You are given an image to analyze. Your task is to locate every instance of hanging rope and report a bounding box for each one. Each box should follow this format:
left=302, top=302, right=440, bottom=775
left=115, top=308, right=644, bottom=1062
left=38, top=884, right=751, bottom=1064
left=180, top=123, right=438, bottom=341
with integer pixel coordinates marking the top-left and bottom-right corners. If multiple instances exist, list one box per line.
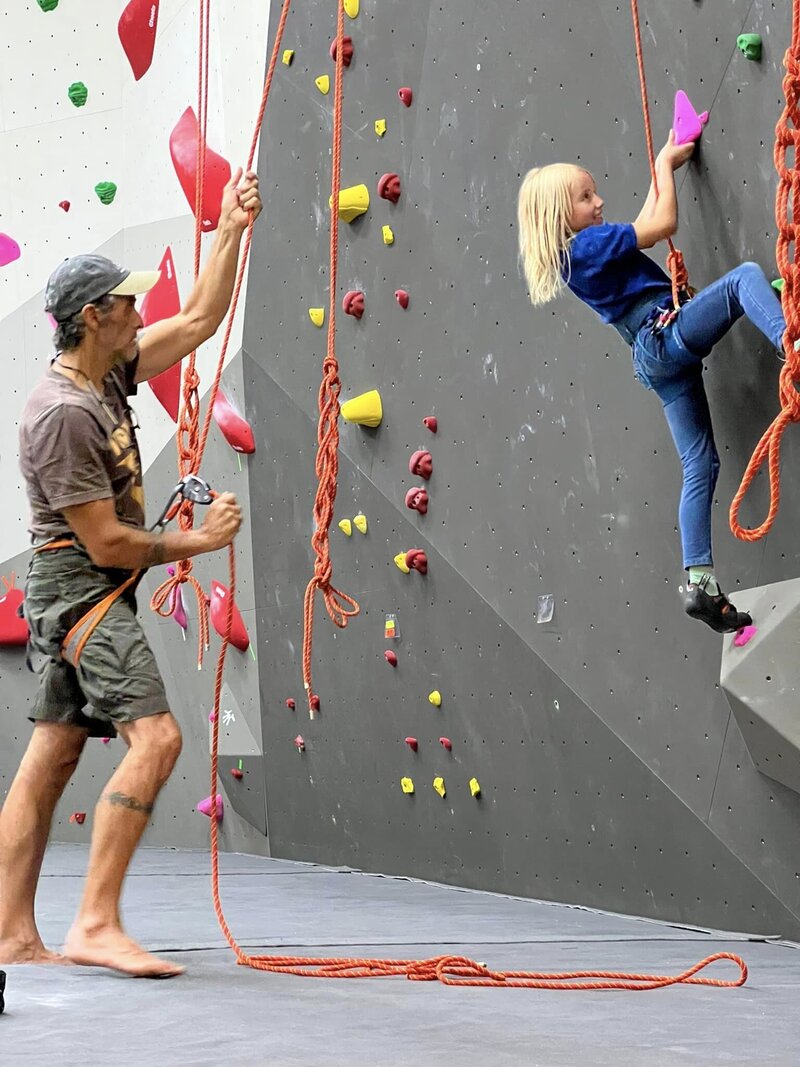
left=729, top=0, right=800, bottom=541
left=630, top=0, right=691, bottom=308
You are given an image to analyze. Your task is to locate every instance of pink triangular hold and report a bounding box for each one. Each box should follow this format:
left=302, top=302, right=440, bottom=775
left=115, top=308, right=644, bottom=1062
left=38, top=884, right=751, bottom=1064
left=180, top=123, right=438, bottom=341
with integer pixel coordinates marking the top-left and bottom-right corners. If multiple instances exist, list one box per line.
left=169, top=107, right=231, bottom=232
left=197, top=793, right=223, bottom=820
left=213, top=389, right=256, bottom=454
left=0, top=234, right=21, bottom=268
left=141, top=247, right=182, bottom=421
left=733, top=625, right=757, bottom=648
left=673, top=90, right=708, bottom=146
left=118, top=0, right=159, bottom=81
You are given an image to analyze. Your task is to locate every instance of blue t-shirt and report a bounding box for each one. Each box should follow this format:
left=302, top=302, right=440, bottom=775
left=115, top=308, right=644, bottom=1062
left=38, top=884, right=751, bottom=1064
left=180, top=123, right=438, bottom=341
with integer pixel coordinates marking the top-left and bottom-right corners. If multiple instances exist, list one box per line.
left=565, top=222, right=672, bottom=324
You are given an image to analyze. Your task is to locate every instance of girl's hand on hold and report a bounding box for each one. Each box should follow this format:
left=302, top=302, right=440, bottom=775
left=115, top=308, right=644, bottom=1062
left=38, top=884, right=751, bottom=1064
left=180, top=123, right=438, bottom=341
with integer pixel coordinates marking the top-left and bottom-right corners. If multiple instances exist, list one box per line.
left=657, top=129, right=696, bottom=170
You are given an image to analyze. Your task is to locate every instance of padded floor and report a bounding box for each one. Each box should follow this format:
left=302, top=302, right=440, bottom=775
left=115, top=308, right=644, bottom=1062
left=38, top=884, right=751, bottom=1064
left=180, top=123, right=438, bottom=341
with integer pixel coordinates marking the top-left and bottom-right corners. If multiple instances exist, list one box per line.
left=2, top=845, right=798, bottom=1066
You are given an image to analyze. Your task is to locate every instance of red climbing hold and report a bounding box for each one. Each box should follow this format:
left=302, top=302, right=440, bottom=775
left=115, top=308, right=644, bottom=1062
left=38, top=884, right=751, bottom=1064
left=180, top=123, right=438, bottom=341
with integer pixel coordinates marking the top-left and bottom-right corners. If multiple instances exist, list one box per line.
left=329, top=35, right=354, bottom=67
left=69, top=812, right=86, bottom=825
left=343, top=290, right=365, bottom=319
left=423, top=416, right=437, bottom=433
left=286, top=698, right=296, bottom=710
left=405, top=549, right=428, bottom=575
left=310, top=694, right=321, bottom=712
left=409, top=449, right=433, bottom=480
left=169, top=106, right=232, bottom=232
left=213, top=389, right=256, bottom=454
left=405, top=487, right=429, bottom=515
left=230, top=767, right=244, bottom=780
left=118, top=0, right=159, bottom=82
left=58, top=200, right=71, bottom=212
left=398, top=86, right=413, bottom=107
left=405, top=736, right=418, bottom=751
left=209, top=580, right=250, bottom=652
left=378, top=173, right=401, bottom=204
left=294, top=734, right=306, bottom=751
left=384, top=649, right=398, bottom=666
left=140, top=247, right=181, bottom=421
left=0, top=576, right=28, bottom=647
left=439, top=737, right=452, bottom=751
left=395, top=289, right=410, bottom=309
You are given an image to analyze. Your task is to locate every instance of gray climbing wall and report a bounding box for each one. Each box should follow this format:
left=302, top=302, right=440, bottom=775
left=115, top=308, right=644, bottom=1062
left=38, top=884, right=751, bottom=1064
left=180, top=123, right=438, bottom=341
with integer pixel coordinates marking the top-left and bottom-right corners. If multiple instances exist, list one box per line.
left=240, top=0, right=800, bottom=938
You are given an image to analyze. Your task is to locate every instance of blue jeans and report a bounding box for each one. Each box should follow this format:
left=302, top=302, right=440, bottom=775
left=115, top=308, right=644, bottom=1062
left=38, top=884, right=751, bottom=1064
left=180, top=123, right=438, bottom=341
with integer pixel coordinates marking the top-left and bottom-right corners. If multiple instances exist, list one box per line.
left=631, top=263, right=785, bottom=568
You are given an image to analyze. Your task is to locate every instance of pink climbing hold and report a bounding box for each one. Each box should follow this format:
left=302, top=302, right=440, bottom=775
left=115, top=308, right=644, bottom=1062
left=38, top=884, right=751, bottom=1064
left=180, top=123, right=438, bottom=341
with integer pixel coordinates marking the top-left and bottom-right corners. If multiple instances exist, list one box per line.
left=213, top=389, right=256, bottom=454
left=384, top=649, right=398, bottom=666
left=398, top=86, right=413, bottom=107
left=169, top=106, right=232, bottom=232
left=439, top=737, right=452, bottom=751
left=343, top=290, right=365, bottom=319
left=423, top=416, right=437, bottom=433
left=102, top=737, right=111, bottom=745
left=329, top=35, right=354, bottom=67
left=672, top=90, right=708, bottom=146
left=286, top=698, right=296, bottom=710
left=58, top=200, right=71, bottom=212
left=197, top=794, right=223, bottom=820
left=405, top=549, right=428, bottom=575
left=378, top=173, right=401, bottom=204
left=140, top=247, right=181, bottom=421
left=118, top=0, right=159, bottom=82
left=405, top=737, right=418, bottom=751
left=409, top=449, right=433, bottom=480
left=209, top=580, right=250, bottom=652
left=294, top=734, right=306, bottom=751
left=166, top=568, right=188, bottom=631
left=395, top=289, right=410, bottom=309
left=734, top=625, right=758, bottom=648
left=405, top=487, right=429, bottom=515
left=0, top=235, right=21, bottom=268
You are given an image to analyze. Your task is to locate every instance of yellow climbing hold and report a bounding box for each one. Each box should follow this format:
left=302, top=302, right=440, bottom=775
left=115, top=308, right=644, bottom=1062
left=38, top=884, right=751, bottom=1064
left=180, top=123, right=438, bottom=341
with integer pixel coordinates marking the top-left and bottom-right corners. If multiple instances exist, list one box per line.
left=344, top=0, right=359, bottom=17
left=315, top=74, right=330, bottom=94
left=353, top=513, right=368, bottom=534
left=382, top=225, right=395, bottom=245
left=394, top=552, right=411, bottom=574
left=329, top=183, right=370, bottom=223
left=401, top=777, right=415, bottom=795
left=341, top=389, right=382, bottom=427
left=309, top=307, right=325, bottom=327
left=433, top=776, right=446, bottom=799
left=428, top=690, right=442, bottom=707
left=469, top=777, right=482, bottom=798
left=282, top=49, right=294, bottom=66
left=375, top=119, right=387, bottom=137
left=338, top=519, right=353, bottom=536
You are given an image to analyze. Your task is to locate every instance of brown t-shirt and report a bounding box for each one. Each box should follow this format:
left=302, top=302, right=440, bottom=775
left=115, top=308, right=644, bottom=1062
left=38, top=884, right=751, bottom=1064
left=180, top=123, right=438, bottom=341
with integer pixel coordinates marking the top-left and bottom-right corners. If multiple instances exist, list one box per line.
left=19, top=357, right=146, bottom=543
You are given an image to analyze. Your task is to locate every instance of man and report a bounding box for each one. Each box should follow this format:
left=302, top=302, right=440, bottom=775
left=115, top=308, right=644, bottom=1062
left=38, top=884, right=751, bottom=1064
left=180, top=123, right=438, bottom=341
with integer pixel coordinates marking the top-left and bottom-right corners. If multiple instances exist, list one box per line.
left=0, top=167, right=261, bottom=978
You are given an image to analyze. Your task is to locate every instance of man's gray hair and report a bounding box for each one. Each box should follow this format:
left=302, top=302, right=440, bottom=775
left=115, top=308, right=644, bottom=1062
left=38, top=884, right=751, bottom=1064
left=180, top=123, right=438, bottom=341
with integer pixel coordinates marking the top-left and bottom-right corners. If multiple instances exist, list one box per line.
left=53, top=294, right=116, bottom=352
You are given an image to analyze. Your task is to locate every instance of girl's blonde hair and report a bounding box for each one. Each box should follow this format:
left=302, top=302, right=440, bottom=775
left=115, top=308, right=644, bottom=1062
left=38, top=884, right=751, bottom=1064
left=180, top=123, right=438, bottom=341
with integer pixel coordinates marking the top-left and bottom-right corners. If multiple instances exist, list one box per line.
left=517, top=164, right=586, bottom=306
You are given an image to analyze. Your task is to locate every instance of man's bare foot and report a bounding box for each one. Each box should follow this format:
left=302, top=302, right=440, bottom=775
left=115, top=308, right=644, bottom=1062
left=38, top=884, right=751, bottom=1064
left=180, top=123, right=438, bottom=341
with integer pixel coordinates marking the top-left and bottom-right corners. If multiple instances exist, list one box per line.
left=0, top=936, right=67, bottom=966
left=63, top=925, right=185, bottom=978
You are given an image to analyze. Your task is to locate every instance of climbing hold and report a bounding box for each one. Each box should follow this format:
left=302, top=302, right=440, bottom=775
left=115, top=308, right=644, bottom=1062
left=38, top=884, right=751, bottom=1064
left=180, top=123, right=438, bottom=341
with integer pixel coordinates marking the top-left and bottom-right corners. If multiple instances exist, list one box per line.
left=213, top=389, right=256, bottom=454
left=344, top=0, right=359, bottom=16
left=329, top=36, right=354, bottom=68
left=166, top=568, right=188, bottom=631
left=423, top=416, right=437, bottom=433
left=374, top=119, right=387, bottom=137
left=401, top=777, right=415, bottom=794
left=231, top=767, right=244, bottom=780
left=772, top=278, right=785, bottom=294
left=378, top=173, right=401, bottom=204
left=409, top=450, right=433, bottom=479
left=197, top=794, right=223, bottom=820
left=406, top=549, right=428, bottom=575
left=428, top=690, right=442, bottom=707
left=432, top=776, right=446, bottom=798
left=398, top=87, right=413, bottom=107
left=140, top=247, right=181, bottom=421
left=395, top=289, right=410, bottom=309
left=58, top=200, right=70, bottom=212
left=118, top=0, right=159, bottom=81
left=394, top=552, right=411, bottom=574
left=734, top=625, right=758, bottom=648
left=404, top=736, right=418, bottom=751
left=37, top=0, right=59, bottom=10
left=102, top=737, right=111, bottom=744
left=382, top=225, right=395, bottom=245
left=737, top=33, right=762, bottom=61
left=209, top=712, right=217, bottom=723
left=0, top=575, right=28, bottom=646
left=169, top=106, right=231, bottom=231
left=310, top=694, right=321, bottom=712
left=294, top=734, right=305, bottom=751
left=286, top=698, right=296, bottom=710
left=69, top=812, right=86, bottom=825
left=672, top=90, right=708, bottom=147
left=343, top=290, right=365, bottom=319
left=0, top=235, right=21, bottom=269
left=405, top=487, right=429, bottom=516
left=94, top=182, right=118, bottom=206
left=282, top=49, right=294, bottom=66
left=309, top=307, right=325, bottom=327
left=385, top=650, right=398, bottom=667
left=439, top=736, right=452, bottom=750
left=469, top=777, right=481, bottom=798
left=68, top=82, right=88, bottom=107
left=329, top=184, right=370, bottom=222
left=341, top=389, right=383, bottom=427
left=353, top=513, right=368, bottom=534
left=338, top=518, right=353, bottom=536
left=209, top=580, right=250, bottom=652
left=315, top=74, right=330, bottom=94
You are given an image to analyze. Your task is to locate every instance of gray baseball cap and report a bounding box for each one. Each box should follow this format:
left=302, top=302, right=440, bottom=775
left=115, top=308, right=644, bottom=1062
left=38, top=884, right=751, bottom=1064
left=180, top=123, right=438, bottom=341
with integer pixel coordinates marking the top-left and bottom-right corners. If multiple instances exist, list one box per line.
left=45, top=253, right=161, bottom=321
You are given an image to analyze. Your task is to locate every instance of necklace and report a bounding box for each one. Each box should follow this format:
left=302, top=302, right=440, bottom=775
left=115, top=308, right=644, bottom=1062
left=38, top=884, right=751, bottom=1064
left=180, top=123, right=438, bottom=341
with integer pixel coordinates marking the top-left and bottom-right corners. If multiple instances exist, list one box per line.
left=54, top=353, right=119, bottom=429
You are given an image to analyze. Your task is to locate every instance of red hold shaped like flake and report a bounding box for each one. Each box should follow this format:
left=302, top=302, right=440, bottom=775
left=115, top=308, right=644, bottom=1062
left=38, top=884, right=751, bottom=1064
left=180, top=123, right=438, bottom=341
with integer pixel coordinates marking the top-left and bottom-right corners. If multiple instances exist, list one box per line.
left=405, top=549, right=428, bottom=575
left=329, top=35, right=354, bottom=67
left=378, top=173, right=401, bottom=204
left=141, top=247, right=182, bottom=421
left=405, top=487, right=429, bottom=515
left=409, top=449, right=433, bottom=480
left=343, top=290, right=365, bottom=319
left=118, top=0, right=159, bottom=81
left=169, top=106, right=232, bottom=232
left=213, top=389, right=256, bottom=454
left=395, top=289, right=409, bottom=309
left=384, top=649, right=398, bottom=666
left=398, top=86, right=413, bottom=107
left=0, top=577, right=28, bottom=647
left=209, top=580, right=250, bottom=652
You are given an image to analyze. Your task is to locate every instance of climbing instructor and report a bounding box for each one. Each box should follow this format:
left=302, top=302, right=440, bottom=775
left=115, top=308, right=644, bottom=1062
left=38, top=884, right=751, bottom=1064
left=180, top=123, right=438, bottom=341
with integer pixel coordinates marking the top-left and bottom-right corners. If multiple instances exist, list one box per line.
left=0, top=168, right=261, bottom=978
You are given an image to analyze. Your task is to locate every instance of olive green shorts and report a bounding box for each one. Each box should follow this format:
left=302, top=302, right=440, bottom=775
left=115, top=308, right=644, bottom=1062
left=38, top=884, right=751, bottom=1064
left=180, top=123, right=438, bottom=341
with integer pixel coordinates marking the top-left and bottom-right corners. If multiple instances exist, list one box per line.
left=24, top=544, right=170, bottom=739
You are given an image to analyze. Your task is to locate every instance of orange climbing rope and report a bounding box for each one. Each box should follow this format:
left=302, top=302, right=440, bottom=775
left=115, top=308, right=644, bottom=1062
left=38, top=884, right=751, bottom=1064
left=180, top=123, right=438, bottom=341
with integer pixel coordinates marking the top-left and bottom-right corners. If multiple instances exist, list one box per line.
left=630, top=0, right=691, bottom=308
left=729, top=0, right=800, bottom=541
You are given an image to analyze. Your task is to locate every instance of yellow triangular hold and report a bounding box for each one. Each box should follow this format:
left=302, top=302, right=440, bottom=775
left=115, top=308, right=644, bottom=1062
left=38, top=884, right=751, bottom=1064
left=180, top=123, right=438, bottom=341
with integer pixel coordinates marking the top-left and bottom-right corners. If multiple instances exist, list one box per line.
left=340, top=389, right=382, bottom=427
left=282, top=49, right=294, bottom=66
left=428, top=690, right=442, bottom=707
left=433, top=776, right=446, bottom=798
left=374, top=119, right=387, bottom=137
left=382, top=225, right=395, bottom=245
left=309, top=307, right=325, bottom=327
left=344, top=0, right=359, bottom=16
left=315, top=74, right=330, bottom=94
left=394, top=552, right=410, bottom=574
left=338, top=519, right=353, bottom=536
left=469, top=777, right=481, bottom=798
left=401, top=777, right=415, bottom=794
left=353, top=513, right=368, bottom=534
left=329, top=183, right=370, bottom=222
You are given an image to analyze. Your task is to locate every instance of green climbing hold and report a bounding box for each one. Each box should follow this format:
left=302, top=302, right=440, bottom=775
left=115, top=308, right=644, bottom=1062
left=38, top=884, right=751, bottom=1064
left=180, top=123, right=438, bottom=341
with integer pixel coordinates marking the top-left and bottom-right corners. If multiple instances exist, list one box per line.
left=94, top=181, right=118, bottom=206
left=737, top=33, right=762, bottom=61
left=68, top=82, right=88, bottom=107
left=37, top=0, right=59, bottom=10
left=772, top=278, right=785, bottom=294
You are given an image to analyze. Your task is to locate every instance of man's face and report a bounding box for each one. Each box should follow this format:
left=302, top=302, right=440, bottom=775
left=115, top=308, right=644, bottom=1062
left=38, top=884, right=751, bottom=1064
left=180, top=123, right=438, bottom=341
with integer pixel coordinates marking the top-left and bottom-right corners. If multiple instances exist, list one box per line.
left=96, top=294, right=143, bottom=362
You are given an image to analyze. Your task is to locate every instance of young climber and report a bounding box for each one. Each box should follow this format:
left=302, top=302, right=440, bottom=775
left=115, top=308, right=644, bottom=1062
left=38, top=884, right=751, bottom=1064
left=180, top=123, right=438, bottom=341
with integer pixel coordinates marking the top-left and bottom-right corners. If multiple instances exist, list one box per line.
left=516, top=131, right=786, bottom=634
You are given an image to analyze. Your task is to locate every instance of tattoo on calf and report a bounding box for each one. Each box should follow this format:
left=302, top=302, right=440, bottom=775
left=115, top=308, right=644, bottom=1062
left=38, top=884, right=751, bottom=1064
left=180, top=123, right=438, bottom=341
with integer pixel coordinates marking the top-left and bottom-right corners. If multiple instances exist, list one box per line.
left=104, top=791, right=154, bottom=815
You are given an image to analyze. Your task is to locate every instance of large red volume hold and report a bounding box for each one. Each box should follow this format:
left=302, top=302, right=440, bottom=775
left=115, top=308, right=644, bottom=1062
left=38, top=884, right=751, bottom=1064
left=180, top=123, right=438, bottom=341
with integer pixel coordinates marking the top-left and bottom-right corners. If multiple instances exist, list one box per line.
left=209, top=580, right=250, bottom=652
left=213, top=389, right=256, bottom=454
left=118, top=0, right=159, bottom=81
left=169, top=107, right=232, bottom=232
left=140, top=247, right=181, bottom=421
left=0, top=578, right=28, bottom=646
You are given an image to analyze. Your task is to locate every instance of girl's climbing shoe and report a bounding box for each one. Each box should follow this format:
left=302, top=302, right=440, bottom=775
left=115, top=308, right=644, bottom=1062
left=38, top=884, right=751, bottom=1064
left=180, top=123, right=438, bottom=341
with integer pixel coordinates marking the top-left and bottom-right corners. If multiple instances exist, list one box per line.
left=683, top=576, right=752, bottom=634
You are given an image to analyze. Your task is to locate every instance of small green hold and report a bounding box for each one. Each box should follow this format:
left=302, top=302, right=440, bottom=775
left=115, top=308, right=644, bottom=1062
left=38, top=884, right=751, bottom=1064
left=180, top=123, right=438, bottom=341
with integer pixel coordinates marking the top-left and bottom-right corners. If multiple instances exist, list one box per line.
left=737, top=33, right=762, bottom=61
left=772, top=278, right=785, bottom=294
left=68, top=82, right=88, bottom=107
left=94, top=181, right=118, bottom=206
left=37, top=0, right=59, bottom=10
